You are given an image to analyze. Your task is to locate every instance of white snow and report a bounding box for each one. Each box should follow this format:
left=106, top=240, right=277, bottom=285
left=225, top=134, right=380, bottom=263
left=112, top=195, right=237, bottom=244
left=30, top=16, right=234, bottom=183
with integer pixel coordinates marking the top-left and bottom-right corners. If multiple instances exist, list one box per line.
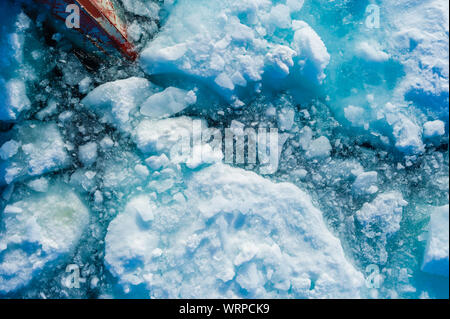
left=291, top=20, right=330, bottom=83
left=344, top=105, right=366, bottom=127
left=0, top=140, right=20, bottom=160
left=357, top=191, right=408, bottom=239
left=82, top=77, right=154, bottom=133
left=0, top=186, right=89, bottom=293
left=78, top=142, right=98, bottom=167
left=423, top=120, right=446, bottom=138
left=355, top=42, right=390, bottom=62
left=305, top=136, right=332, bottom=159
left=0, top=122, right=69, bottom=185
left=421, top=205, right=449, bottom=277
left=352, top=171, right=378, bottom=196
left=140, top=87, right=197, bottom=119
left=0, top=78, right=31, bottom=121
left=105, top=162, right=364, bottom=298
left=140, top=0, right=330, bottom=101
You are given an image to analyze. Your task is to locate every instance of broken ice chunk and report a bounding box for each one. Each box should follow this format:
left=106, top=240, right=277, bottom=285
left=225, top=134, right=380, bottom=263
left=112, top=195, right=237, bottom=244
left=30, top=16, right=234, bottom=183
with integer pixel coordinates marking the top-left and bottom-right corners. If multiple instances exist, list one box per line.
left=0, top=140, right=20, bottom=160
left=122, top=0, right=160, bottom=19
left=145, top=154, right=169, bottom=171
left=36, top=99, right=58, bottom=121
left=0, top=122, right=69, bottom=185
left=291, top=20, right=330, bottom=83
left=0, top=78, right=31, bottom=121
left=26, top=177, right=49, bottom=193
left=423, top=120, right=445, bottom=138
left=421, top=205, right=449, bottom=277
left=105, top=163, right=364, bottom=298
left=82, top=77, right=154, bottom=133
left=355, top=41, right=390, bottom=62
left=140, top=87, right=196, bottom=119
left=140, top=1, right=329, bottom=101
left=305, top=136, right=332, bottom=159
left=101, top=152, right=147, bottom=191
left=70, top=169, right=97, bottom=193
left=135, top=116, right=197, bottom=156
left=78, top=142, right=98, bottom=167
left=390, top=113, right=425, bottom=155
left=0, top=185, right=89, bottom=293
left=277, top=107, right=295, bottom=131
left=78, top=77, right=92, bottom=95
left=352, top=171, right=378, bottom=196
left=356, top=191, right=408, bottom=264
left=357, top=191, right=407, bottom=239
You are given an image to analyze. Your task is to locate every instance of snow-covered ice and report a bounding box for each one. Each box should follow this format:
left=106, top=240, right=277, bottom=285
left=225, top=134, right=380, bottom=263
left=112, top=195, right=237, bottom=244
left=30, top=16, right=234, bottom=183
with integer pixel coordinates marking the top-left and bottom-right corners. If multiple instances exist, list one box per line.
left=0, top=122, right=69, bottom=185
left=140, top=0, right=330, bottom=102
left=0, top=185, right=89, bottom=293
left=423, top=120, right=446, bottom=138
left=422, top=205, right=449, bottom=277
left=105, top=162, right=364, bottom=298
left=352, top=172, right=378, bottom=196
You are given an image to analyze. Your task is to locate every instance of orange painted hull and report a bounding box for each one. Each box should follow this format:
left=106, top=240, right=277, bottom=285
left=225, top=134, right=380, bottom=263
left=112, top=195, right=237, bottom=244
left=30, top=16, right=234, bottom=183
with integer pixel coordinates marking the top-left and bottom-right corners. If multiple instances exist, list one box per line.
left=37, top=0, right=137, bottom=60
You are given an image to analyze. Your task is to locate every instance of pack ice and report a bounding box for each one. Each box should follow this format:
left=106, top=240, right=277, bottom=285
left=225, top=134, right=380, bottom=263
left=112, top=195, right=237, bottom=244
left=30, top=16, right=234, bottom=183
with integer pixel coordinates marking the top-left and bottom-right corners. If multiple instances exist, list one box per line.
left=0, top=1, right=47, bottom=122
left=140, top=0, right=329, bottom=104
left=104, top=116, right=364, bottom=298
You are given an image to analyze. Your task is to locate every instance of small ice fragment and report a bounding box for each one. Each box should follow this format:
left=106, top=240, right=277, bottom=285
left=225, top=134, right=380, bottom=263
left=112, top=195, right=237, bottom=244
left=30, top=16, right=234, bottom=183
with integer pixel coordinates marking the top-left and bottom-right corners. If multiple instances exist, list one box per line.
left=421, top=205, right=449, bottom=277
left=140, top=87, right=197, bottom=119
left=352, top=172, right=378, bottom=195
left=100, top=136, right=114, bottom=149
left=3, top=205, right=23, bottom=214
left=78, top=142, right=98, bottom=167
left=135, top=164, right=149, bottom=178
left=27, top=177, right=49, bottom=193
left=0, top=140, right=20, bottom=160
left=94, top=190, right=103, bottom=204
left=305, top=136, right=332, bottom=159
left=423, top=120, right=445, bottom=138
left=145, top=154, right=169, bottom=170
left=78, top=77, right=92, bottom=94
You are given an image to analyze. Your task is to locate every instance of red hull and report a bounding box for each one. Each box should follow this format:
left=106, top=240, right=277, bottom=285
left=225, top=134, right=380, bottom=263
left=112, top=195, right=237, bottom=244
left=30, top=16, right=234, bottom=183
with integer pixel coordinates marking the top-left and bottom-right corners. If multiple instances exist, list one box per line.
left=37, top=0, right=137, bottom=60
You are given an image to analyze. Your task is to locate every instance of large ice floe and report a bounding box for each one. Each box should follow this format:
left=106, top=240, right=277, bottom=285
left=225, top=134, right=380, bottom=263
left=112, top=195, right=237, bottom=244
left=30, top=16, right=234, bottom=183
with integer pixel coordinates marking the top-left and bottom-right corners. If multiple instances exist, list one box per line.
left=0, top=0, right=449, bottom=299
left=140, top=0, right=329, bottom=105
left=104, top=117, right=364, bottom=298
left=0, top=184, right=89, bottom=293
